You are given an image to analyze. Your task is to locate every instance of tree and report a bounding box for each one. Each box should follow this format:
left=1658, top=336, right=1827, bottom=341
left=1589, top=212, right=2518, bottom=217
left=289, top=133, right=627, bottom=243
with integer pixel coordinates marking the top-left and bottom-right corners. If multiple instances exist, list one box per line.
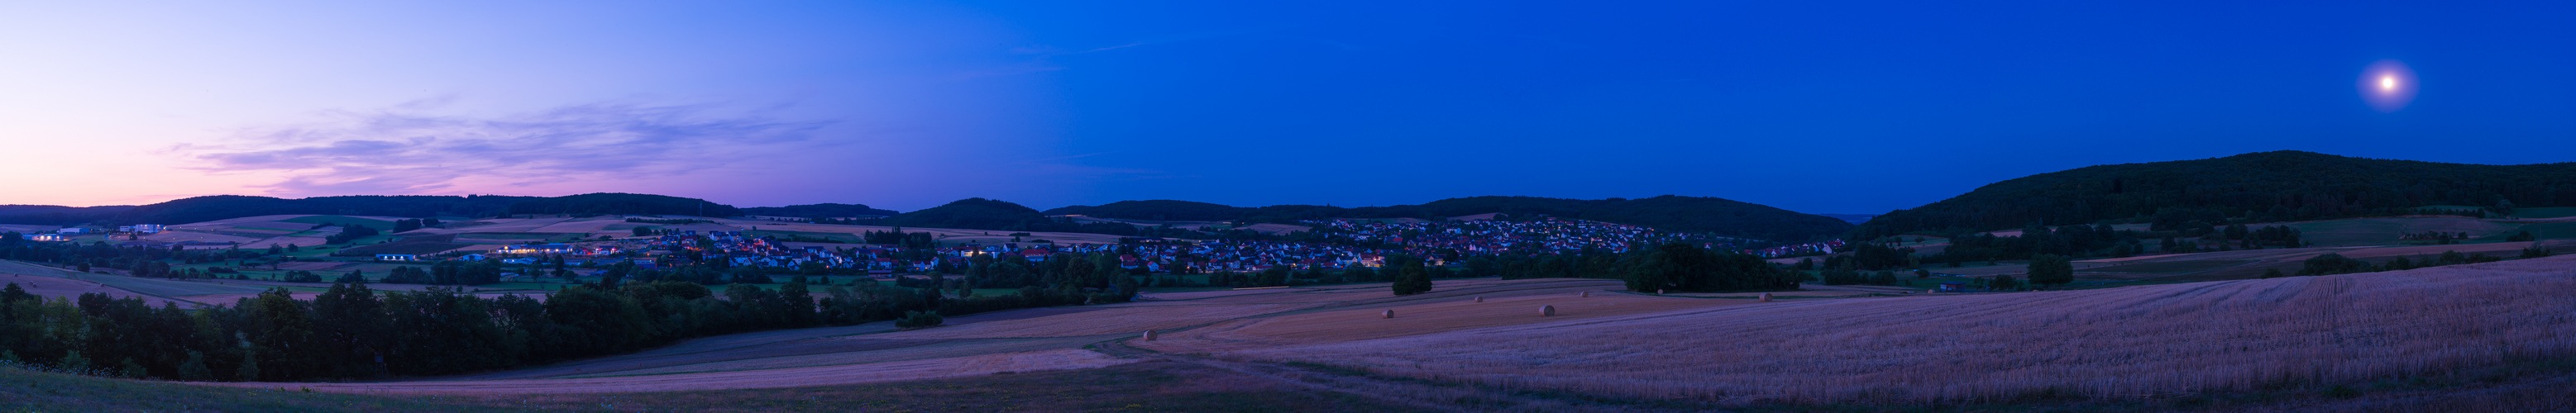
left=1389, top=257, right=1432, bottom=296
left=1256, top=266, right=1291, bottom=287
left=2026, top=254, right=2074, bottom=285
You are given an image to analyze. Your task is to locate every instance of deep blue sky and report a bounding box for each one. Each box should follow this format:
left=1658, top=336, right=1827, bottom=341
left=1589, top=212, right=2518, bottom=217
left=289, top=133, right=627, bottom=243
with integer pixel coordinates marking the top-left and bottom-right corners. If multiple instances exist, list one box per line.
left=7, top=1, right=2573, bottom=214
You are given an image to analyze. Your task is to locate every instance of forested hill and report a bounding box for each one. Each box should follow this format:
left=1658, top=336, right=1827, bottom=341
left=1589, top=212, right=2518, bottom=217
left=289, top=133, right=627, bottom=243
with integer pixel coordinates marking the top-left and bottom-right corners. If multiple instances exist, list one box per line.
left=880, top=198, right=1052, bottom=230
left=741, top=203, right=901, bottom=218
left=504, top=192, right=742, bottom=216
left=1851, top=150, right=2576, bottom=239
left=1, top=193, right=742, bottom=225
left=1045, top=195, right=1854, bottom=242
left=0, top=205, right=137, bottom=225
left=112, top=195, right=535, bottom=224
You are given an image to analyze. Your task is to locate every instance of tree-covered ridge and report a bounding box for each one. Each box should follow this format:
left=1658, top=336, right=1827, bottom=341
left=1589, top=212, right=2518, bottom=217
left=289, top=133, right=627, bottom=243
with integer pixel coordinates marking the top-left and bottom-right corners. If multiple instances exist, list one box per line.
left=881, top=198, right=1054, bottom=230
left=5, top=193, right=742, bottom=225
left=1052, top=195, right=1851, bottom=242
left=114, top=195, right=536, bottom=225
left=0, top=205, right=136, bottom=225
left=741, top=203, right=901, bottom=218
left=504, top=192, right=741, bottom=216
left=1852, top=150, right=2576, bottom=239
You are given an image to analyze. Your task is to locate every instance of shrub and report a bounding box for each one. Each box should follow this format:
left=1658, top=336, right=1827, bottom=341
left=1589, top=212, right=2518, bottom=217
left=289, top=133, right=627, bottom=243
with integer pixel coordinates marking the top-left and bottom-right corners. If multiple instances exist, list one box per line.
left=895, top=311, right=944, bottom=329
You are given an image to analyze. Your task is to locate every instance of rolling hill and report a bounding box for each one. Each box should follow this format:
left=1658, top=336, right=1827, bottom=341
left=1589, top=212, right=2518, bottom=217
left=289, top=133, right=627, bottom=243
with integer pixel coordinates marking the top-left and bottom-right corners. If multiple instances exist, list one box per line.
left=877, top=197, right=1054, bottom=230
left=0, top=193, right=741, bottom=226
left=1853, top=150, right=2576, bottom=239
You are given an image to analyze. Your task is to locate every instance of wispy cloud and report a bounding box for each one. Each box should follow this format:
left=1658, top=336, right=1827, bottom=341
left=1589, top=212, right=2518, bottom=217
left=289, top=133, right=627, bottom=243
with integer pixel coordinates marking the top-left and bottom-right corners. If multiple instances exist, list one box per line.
left=174, top=102, right=831, bottom=196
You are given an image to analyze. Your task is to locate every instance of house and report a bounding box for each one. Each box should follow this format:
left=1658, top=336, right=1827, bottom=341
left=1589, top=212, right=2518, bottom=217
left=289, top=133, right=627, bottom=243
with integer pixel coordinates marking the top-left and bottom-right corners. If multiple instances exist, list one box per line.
left=457, top=254, right=488, bottom=261
left=500, top=244, right=574, bottom=254
left=501, top=258, right=538, bottom=265
left=26, top=234, right=66, bottom=242
left=131, top=224, right=165, bottom=234
left=55, top=228, right=88, bottom=235
left=377, top=254, right=418, bottom=261
left=1937, top=282, right=1968, bottom=292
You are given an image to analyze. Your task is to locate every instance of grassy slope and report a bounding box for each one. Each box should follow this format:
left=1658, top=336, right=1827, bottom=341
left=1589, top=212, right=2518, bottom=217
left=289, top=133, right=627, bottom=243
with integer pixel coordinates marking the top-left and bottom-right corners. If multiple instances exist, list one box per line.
left=0, top=259, right=262, bottom=297
left=0, top=367, right=492, bottom=413
left=3, top=360, right=1433, bottom=413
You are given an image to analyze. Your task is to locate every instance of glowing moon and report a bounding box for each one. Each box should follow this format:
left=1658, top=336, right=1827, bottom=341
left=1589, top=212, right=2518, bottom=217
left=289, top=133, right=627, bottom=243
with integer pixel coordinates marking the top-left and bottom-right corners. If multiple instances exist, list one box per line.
left=2360, top=59, right=2417, bottom=112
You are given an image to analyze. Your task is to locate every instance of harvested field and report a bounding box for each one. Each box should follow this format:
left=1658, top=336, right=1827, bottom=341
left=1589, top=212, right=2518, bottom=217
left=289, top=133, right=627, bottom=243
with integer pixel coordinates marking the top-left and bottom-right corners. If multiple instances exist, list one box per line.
left=585, top=336, right=1112, bottom=377
left=279, top=215, right=401, bottom=230
left=1216, top=256, right=2576, bottom=405
left=0, top=273, right=196, bottom=307
left=178, top=292, right=323, bottom=306
left=2079, top=259, right=2254, bottom=273
left=212, top=349, right=1135, bottom=395
left=1139, top=286, right=1747, bottom=353
left=0, top=259, right=261, bottom=297
left=528, top=218, right=624, bottom=234
left=341, top=235, right=471, bottom=255
left=889, top=303, right=1317, bottom=339
left=275, top=261, right=354, bottom=271
left=411, top=217, right=574, bottom=235
left=238, top=235, right=330, bottom=249
left=142, top=230, right=260, bottom=244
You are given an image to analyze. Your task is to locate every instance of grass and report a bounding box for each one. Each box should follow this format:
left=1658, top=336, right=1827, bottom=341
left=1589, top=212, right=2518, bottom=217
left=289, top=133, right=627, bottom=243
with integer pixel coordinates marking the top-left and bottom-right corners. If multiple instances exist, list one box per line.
left=2290, top=217, right=2519, bottom=247
left=1, top=358, right=1433, bottom=413
left=742, top=230, right=866, bottom=243
left=0, top=259, right=264, bottom=297
left=0, top=365, right=504, bottom=413
left=2081, top=259, right=2253, bottom=273
left=554, top=361, right=1422, bottom=412
left=2508, top=221, right=2576, bottom=240
left=2508, top=206, right=2576, bottom=219
left=280, top=215, right=397, bottom=230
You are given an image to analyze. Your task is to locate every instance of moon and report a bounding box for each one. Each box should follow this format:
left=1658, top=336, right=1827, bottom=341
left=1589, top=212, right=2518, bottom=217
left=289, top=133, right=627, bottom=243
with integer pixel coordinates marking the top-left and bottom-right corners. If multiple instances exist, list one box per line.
left=2360, top=59, right=2417, bottom=112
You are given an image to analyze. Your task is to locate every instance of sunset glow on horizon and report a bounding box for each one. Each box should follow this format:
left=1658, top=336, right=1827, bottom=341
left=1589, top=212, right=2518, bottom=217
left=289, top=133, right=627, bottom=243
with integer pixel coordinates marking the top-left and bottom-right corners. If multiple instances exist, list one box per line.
left=1, top=2, right=2570, bottom=214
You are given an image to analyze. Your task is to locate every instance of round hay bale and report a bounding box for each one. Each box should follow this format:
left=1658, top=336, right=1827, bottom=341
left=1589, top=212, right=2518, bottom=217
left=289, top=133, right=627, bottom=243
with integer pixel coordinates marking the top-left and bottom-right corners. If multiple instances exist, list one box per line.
left=1580, top=291, right=1589, bottom=297
left=1474, top=297, right=1484, bottom=303
left=1142, top=330, right=1158, bottom=341
left=1382, top=310, right=1395, bottom=319
left=1540, top=305, right=1557, bottom=316
left=1657, top=289, right=1666, bottom=295
left=1758, top=292, right=1774, bottom=302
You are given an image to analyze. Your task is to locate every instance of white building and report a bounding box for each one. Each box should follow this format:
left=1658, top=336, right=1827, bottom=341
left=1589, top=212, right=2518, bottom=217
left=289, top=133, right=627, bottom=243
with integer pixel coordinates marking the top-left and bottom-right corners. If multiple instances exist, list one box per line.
left=376, top=254, right=418, bottom=261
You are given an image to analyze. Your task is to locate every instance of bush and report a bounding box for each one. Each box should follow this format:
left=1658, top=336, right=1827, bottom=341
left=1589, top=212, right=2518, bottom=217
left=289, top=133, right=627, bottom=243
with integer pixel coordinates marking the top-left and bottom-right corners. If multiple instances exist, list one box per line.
left=2026, top=254, right=2074, bottom=285
left=895, top=311, right=944, bottom=329
left=2297, top=253, right=2374, bottom=276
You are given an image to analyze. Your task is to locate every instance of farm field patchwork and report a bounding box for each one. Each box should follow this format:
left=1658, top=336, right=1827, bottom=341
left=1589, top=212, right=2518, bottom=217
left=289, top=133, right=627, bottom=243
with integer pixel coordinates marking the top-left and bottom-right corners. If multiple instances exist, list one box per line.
left=1193, top=256, right=2576, bottom=404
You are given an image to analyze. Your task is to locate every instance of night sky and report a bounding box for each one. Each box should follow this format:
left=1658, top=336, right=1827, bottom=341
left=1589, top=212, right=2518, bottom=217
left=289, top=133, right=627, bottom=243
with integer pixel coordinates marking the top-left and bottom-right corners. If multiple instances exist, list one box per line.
left=4, top=1, right=2571, bottom=215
